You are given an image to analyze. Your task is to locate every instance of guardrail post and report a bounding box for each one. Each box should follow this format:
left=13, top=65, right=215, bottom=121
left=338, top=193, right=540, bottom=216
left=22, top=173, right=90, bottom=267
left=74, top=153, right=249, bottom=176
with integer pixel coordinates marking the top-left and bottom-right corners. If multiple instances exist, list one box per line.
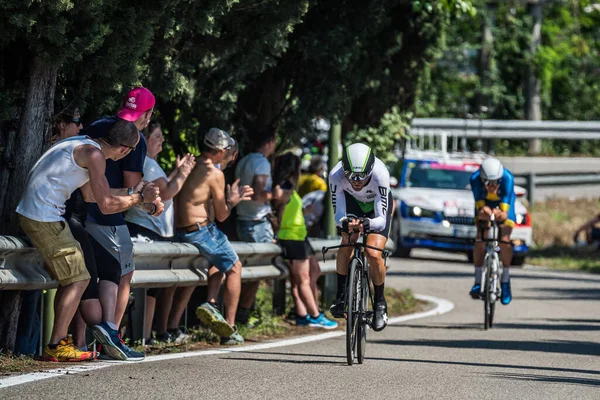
left=42, top=289, right=56, bottom=347
left=129, top=288, right=146, bottom=343
left=527, top=172, right=536, bottom=206
left=272, top=279, right=286, bottom=316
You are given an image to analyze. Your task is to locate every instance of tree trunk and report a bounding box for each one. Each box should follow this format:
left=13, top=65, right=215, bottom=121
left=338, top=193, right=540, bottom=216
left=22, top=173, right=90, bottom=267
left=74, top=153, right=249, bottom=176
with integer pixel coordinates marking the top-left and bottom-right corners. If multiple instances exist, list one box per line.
left=0, top=56, right=57, bottom=233
left=0, top=56, right=58, bottom=354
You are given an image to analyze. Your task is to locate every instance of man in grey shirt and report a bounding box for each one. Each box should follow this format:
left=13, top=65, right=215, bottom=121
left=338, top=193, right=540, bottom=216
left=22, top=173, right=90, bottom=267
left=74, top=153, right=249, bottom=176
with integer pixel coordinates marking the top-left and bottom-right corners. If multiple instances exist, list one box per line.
left=234, top=129, right=279, bottom=326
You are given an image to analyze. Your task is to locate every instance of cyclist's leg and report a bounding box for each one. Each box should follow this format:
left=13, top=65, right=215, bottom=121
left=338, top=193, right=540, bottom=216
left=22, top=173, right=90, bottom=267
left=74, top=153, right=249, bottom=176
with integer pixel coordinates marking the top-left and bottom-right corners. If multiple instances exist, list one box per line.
left=471, top=209, right=490, bottom=298
left=365, top=233, right=386, bottom=286
left=366, top=233, right=388, bottom=331
left=499, top=224, right=513, bottom=271
left=499, top=222, right=513, bottom=305
left=333, top=193, right=362, bottom=307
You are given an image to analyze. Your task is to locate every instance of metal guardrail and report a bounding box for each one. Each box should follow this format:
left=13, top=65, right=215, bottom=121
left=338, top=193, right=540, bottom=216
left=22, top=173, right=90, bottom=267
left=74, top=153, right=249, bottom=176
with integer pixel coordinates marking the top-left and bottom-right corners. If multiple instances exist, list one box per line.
left=0, top=234, right=394, bottom=345
left=0, top=237, right=343, bottom=290
left=514, top=172, right=600, bottom=205
left=411, top=118, right=600, bottom=140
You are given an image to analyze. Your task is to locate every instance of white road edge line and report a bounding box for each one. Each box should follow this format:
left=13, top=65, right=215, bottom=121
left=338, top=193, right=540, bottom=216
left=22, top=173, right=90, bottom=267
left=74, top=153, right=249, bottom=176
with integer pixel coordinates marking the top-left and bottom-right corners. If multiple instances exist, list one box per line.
left=0, top=293, right=453, bottom=389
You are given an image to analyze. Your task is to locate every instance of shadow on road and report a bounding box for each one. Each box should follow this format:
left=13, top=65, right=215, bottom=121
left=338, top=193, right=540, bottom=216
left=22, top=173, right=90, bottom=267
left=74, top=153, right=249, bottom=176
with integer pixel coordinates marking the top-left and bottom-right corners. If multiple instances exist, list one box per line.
left=525, top=286, right=600, bottom=301
left=224, top=351, right=600, bottom=382
left=387, top=270, right=600, bottom=284
left=372, top=338, right=600, bottom=356
left=483, top=372, right=600, bottom=387
left=389, top=323, right=483, bottom=331
left=220, top=356, right=341, bottom=366
left=396, top=320, right=600, bottom=332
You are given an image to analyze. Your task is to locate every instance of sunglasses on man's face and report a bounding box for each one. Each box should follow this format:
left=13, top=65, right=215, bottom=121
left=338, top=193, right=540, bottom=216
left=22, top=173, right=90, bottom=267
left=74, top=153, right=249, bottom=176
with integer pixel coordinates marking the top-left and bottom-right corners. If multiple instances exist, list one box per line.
left=482, top=179, right=500, bottom=186
left=121, top=144, right=136, bottom=151
left=345, top=171, right=369, bottom=182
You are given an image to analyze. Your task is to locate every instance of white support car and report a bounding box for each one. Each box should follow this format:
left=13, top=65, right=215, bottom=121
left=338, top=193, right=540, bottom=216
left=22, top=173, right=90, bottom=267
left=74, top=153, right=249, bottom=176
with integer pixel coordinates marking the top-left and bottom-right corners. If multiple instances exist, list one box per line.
left=389, top=152, right=532, bottom=265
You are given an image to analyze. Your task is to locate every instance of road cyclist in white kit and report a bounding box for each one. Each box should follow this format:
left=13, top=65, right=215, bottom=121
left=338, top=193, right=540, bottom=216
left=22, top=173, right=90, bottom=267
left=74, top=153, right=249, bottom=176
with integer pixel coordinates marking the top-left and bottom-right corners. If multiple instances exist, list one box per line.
left=328, top=143, right=393, bottom=332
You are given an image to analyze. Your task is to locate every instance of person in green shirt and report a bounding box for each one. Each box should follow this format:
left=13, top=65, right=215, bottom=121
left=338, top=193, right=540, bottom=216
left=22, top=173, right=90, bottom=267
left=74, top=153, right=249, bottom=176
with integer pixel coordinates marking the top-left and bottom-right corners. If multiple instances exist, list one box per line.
left=273, top=152, right=337, bottom=329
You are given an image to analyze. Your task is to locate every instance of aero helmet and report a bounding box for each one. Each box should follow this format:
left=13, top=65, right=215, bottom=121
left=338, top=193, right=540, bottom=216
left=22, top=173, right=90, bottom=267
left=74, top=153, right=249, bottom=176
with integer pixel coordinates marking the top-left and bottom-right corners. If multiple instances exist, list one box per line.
left=342, top=143, right=375, bottom=181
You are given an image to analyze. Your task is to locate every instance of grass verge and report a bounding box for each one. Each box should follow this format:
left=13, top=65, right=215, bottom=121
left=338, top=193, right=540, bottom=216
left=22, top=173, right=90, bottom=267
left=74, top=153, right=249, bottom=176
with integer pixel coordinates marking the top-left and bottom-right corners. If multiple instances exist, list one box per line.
left=525, top=198, right=599, bottom=273
left=527, top=245, right=600, bottom=274
left=0, top=285, right=424, bottom=376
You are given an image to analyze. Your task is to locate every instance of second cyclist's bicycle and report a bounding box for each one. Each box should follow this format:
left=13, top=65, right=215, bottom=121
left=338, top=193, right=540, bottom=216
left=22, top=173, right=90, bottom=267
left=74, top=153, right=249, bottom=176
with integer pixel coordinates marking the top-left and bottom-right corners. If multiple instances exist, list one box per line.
left=476, top=214, right=511, bottom=330
left=322, top=226, right=388, bottom=365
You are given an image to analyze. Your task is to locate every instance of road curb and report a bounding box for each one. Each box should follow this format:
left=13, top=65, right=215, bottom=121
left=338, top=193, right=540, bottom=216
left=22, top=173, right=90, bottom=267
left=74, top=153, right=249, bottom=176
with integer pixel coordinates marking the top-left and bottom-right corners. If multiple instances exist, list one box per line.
left=0, top=293, right=454, bottom=390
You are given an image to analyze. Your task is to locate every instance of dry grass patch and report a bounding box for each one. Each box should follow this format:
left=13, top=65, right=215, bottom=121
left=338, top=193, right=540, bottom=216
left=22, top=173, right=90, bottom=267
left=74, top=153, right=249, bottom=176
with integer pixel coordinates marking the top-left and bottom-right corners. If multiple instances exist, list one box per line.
left=528, top=198, right=600, bottom=272
left=530, top=198, right=598, bottom=247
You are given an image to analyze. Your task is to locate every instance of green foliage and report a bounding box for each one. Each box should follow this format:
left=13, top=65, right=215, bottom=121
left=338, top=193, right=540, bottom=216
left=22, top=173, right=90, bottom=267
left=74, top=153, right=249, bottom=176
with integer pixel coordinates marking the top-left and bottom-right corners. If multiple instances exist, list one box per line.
left=345, top=106, right=412, bottom=164
left=416, top=0, right=600, bottom=156
left=0, top=0, right=476, bottom=163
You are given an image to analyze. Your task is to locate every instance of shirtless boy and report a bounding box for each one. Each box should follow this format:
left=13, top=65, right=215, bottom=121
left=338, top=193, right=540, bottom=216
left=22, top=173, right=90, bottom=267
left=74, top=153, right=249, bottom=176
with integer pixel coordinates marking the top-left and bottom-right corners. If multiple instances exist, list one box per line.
left=175, top=128, right=253, bottom=344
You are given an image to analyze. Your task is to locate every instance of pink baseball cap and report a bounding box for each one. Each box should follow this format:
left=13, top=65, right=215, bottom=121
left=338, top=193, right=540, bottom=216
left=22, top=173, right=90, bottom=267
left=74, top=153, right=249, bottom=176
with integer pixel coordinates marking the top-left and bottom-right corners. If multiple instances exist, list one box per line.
left=117, top=87, right=156, bottom=122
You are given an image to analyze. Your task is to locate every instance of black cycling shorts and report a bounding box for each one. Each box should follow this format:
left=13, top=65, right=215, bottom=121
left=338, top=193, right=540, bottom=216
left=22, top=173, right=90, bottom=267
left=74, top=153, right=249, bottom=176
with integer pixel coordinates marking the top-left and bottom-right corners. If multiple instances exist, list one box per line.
left=279, top=238, right=315, bottom=261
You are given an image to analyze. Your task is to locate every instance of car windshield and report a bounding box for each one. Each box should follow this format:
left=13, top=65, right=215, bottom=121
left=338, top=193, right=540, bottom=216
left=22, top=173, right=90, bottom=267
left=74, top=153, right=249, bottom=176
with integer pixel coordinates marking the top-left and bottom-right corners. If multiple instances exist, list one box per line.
left=405, top=162, right=474, bottom=190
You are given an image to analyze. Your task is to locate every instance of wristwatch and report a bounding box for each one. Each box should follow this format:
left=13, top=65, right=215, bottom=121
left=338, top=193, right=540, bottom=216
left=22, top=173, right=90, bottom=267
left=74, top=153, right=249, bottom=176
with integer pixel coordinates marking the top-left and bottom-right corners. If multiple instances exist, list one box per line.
left=127, top=187, right=134, bottom=195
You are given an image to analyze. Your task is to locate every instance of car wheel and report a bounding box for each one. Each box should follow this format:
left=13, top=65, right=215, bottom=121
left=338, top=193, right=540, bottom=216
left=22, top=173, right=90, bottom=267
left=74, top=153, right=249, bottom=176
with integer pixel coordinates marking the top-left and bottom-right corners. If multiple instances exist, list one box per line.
left=511, top=255, right=526, bottom=267
left=391, top=216, right=412, bottom=258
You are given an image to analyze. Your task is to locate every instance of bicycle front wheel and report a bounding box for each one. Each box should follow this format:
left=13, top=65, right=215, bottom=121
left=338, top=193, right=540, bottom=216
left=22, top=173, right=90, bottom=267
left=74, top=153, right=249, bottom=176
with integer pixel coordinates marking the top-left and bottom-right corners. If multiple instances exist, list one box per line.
left=484, top=261, right=496, bottom=330
left=356, top=267, right=368, bottom=364
left=346, top=258, right=360, bottom=365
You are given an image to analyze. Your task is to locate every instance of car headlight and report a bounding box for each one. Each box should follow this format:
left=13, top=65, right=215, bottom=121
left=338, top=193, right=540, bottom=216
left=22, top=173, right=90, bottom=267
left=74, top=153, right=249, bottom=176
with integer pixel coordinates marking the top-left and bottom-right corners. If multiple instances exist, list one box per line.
left=409, top=206, right=438, bottom=219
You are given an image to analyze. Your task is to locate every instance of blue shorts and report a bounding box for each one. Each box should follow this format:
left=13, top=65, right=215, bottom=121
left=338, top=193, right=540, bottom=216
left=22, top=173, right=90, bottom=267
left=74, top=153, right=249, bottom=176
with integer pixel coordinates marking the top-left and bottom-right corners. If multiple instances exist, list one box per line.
left=236, top=218, right=274, bottom=243
left=176, top=223, right=239, bottom=273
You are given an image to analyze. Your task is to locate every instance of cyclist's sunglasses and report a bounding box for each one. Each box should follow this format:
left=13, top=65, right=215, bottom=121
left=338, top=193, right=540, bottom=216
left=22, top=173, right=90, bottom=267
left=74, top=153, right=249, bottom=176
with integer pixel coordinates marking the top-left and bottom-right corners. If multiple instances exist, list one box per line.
left=345, top=170, right=369, bottom=182
left=482, top=178, right=500, bottom=186
left=71, top=116, right=82, bottom=125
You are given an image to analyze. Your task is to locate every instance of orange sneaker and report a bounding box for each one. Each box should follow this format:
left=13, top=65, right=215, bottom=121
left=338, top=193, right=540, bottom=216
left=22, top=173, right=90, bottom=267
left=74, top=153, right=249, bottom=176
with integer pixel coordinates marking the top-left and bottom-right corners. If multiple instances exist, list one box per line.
left=41, top=337, right=96, bottom=362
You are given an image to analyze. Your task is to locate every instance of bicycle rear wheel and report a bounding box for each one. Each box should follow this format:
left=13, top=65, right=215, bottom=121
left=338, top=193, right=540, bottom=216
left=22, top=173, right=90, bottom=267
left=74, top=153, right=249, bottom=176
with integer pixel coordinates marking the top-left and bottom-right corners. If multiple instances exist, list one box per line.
left=356, top=267, right=368, bottom=364
left=346, top=258, right=360, bottom=365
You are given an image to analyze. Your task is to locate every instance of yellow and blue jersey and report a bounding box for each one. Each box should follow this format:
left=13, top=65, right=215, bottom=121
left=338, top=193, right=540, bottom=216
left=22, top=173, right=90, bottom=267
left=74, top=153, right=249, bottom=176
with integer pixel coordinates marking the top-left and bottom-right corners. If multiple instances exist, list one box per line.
left=470, top=168, right=516, bottom=227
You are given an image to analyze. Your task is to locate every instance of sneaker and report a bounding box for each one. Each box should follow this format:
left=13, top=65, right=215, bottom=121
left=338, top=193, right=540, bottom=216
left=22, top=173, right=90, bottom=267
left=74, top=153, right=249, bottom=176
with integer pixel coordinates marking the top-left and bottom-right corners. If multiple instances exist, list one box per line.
left=245, top=316, right=261, bottom=329
left=93, top=322, right=127, bottom=361
left=296, top=315, right=310, bottom=327
left=286, top=307, right=297, bottom=321
left=220, top=326, right=245, bottom=345
left=92, top=322, right=145, bottom=361
left=501, top=281, right=512, bottom=305
left=196, top=302, right=235, bottom=338
left=469, top=284, right=482, bottom=299
left=155, top=331, right=173, bottom=343
left=41, top=337, right=95, bottom=362
left=168, top=328, right=190, bottom=344
left=307, top=313, right=338, bottom=329
left=329, top=297, right=345, bottom=319
left=117, top=334, right=146, bottom=361
left=372, top=302, right=388, bottom=332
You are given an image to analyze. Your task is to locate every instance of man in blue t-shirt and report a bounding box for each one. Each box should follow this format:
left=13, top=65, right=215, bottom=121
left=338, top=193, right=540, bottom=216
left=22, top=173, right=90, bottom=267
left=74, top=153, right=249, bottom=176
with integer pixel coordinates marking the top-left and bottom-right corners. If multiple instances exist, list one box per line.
left=82, top=87, right=163, bottom=361
left=469, top=156, right=515, bottom=306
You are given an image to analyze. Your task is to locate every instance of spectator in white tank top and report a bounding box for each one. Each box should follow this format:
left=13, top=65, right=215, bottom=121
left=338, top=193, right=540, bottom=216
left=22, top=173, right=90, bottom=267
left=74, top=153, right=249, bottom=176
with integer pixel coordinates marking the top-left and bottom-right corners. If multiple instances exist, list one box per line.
left=16, top=120, right=160, bottom=362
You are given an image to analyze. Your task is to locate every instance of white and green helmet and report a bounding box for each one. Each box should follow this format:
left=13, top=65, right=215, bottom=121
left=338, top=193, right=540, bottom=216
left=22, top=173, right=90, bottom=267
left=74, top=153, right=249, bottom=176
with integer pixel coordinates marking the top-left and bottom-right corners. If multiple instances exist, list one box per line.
left=342, top=143, right=375, bottom=181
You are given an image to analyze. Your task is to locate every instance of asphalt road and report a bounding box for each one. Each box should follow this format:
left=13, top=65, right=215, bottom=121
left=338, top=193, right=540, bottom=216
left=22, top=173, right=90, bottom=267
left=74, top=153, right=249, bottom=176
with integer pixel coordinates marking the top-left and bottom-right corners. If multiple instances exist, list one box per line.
left=3, top=250, right=600, bottom=399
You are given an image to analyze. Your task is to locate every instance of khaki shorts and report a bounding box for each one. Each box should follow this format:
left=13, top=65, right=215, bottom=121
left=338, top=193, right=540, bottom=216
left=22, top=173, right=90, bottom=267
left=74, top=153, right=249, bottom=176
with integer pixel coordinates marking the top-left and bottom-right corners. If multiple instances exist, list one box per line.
left=19, top=214, right=90, bottom=286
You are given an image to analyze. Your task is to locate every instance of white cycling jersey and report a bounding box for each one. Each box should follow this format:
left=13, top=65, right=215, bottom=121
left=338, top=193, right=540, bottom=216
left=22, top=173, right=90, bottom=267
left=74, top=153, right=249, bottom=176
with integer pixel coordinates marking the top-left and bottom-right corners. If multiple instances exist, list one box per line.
left=328, top=158, right=391, bottom=231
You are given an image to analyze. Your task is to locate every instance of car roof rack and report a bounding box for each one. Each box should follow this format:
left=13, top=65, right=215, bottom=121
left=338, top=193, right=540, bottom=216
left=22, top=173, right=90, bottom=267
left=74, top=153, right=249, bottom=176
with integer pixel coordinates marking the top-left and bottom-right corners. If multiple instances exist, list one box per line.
left=397, top=130, right=488, bottom=164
